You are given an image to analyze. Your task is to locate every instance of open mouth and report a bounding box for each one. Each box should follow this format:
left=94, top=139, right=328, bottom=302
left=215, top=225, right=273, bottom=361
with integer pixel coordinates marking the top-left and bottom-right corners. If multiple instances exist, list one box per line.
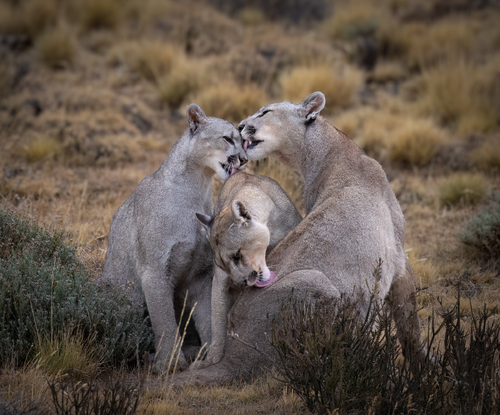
left=221, top=155, right=240, bottom=176
left=244, top=140, right=263, bottom=151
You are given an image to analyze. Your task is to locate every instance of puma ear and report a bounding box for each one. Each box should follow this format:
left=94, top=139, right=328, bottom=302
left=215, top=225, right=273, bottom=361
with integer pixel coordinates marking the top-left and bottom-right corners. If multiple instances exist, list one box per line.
left=195, top=213, right=214, bottom=238
left=187, top=104, right=207, bottom=133
left=301, top=91, right=326, bottom=121
left=232, top=200, right=251, bottom=225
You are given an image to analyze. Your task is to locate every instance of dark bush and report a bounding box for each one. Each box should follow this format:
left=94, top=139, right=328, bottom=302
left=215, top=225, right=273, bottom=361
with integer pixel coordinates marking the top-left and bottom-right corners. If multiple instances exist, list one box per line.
left=47, top=368, right=141, bottom=415
left=0, top=208, right=154, bottom=367
left=270, top=292, right=500, bottom=414
left=457, top=196, right=500, bottom=260
left=206, top=0, right=332, bottom=23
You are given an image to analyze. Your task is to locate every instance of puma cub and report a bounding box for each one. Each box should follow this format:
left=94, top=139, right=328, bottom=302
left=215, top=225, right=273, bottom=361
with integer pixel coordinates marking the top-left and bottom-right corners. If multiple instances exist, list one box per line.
left=193, top=172, right=302, bottom=368
left=100, top=104, right=246, bottom=372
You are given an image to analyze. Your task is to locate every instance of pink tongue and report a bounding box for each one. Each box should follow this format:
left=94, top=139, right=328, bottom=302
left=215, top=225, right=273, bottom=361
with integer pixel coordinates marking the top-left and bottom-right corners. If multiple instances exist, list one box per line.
left=254, top=271, right=276, bottom=288
left=231, top=166, right=236, bottom=176
left=244, top=140, right=249, bottom=151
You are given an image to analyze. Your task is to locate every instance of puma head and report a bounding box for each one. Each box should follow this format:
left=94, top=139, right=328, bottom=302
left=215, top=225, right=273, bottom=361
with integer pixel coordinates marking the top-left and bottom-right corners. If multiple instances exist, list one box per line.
left=196, top=200, right=276, bottom=288
left=238, top=91, right=326, bottom=162
left=187, top=104, right=247, bottom=181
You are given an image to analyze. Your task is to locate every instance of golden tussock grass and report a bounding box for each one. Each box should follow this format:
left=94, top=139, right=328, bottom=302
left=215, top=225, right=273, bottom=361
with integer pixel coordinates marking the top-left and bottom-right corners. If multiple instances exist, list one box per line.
left=370, top=60, right=406, bottom=83
left=324, top=0, right=379, bottom=41
left=280, top=65, right=364, bottom=113
left=114, top=41, right=183, bottom=83
left=75, top=0, right=122, bottom=31
left=36, top=24, right=76, bottom=69
left=415, top=57, right=500, bottom=135
left=471, top=139, right=500, bottom=172
left=403, top=19, right=476, bottom=68
left=157, top=60, right=204, bottom=108
left=237, top=7, right=267, bottom=27
left=37, top=331, right=100, bottom=379
left=388, top=117, right=446, bottom=166
left=192, top=82, right=267, bottom=123
left=437, top=173, right=487, bottom=208
left=23, top=136, right=62, bottom=162
left=0, top=2, right=26, bottom=35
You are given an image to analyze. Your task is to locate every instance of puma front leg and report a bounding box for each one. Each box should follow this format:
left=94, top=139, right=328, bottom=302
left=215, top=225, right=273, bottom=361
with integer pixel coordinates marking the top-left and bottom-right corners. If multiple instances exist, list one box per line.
left=191, top=266, right=231, bottom=370
left=141, top=267, right=188, bottom=373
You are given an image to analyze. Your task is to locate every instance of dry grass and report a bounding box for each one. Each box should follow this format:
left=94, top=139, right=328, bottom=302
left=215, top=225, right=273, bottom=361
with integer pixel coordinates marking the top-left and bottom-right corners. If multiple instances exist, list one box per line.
left=471, top=139, right=500, bottom=172
left=388, top=117, right=446, bottom=166
left=23, top=136, right=62, bottom=162
left=324, top=0, right=379, bottom=41
left=76, top=0, right=122, bottom=31
left=370, top=60, right=406, bottom=83
left=114, top=41, right=183, bottom=83
left=0, top=365, right=51, bottom=413
left=404, top=19, right=476, bottom=68
left=414, top=57, right=500, bottom=135
left=280, top=65, right=364, bottom=113
left=192, top=82, right=267, bottom=122
left=0, top=2, right=28, bottom=36
left=438, top=173, right=487, bottom=208
left=139, top=375, right=306, bottom=414
left=37, top=331, right=100, bottom=379
left=35, top=24, right=76, bottom=69
left=157, top=60, right=203, bottom=108
left=237, top=7, right=267, bottom=27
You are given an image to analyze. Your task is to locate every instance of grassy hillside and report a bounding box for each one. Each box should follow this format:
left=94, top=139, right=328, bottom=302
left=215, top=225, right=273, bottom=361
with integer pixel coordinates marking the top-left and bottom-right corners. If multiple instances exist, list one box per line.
left=1, top=0, right=499, bottom=413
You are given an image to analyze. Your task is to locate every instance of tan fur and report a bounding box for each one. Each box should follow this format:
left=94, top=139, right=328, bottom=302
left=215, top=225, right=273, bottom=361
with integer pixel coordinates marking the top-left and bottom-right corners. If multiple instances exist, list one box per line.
left=100, top=105, right=246, bottom=373
left=193, top=172, right=302, bottom=369
left=173, top=92, right=422, bottom=385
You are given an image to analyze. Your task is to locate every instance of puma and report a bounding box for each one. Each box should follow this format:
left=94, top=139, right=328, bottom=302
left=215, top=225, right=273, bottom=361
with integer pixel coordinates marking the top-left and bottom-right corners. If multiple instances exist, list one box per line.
left=99, top=104, right=246, bottom=372
left=193, top=172, right=302, bottom=369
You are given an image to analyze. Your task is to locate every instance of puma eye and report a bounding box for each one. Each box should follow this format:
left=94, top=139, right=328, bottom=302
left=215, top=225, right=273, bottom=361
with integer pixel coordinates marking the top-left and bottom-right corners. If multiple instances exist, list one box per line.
left=232, top=250, right=241, bottom=265
left=223, top=136, right=235, bottom=145
left=258, top=110, right=271, bottom=118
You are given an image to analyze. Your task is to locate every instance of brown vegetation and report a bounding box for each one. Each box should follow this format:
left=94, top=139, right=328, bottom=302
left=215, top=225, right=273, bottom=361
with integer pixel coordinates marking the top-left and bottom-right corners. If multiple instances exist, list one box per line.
left=1, top=0, right=500, bottom=412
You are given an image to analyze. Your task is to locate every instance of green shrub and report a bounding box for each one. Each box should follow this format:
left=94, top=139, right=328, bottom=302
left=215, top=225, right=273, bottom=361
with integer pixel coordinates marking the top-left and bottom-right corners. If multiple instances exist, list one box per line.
left=457, top=196, right=500, bottom=260
left=0, top=209, right=153, bottom=367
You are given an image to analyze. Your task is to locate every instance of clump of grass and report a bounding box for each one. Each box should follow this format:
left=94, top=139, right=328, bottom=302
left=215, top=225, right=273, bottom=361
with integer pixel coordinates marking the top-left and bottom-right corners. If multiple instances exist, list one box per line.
left=118, top=41, right=182, bottom=82
left=388, top=117, right=446, bottom=166
left=405, top=19, right=475, bottom=68
left=471, top=140, right=500, bottom=172
left=237, top=7, right=266, bottom=26
left=36, top=24, right=76, bottom=69
left=192, top=82, right=267, bottom=122
left=23, top=136, right=62, bottom=162
left=457, top=196, right=500, bottom=260
left=325, top=0, right=379, bottom=41
left=280, top=65, right=363, bottom=113
left=38, top=331, right=99, bottom=379
left=157, top=61, right=201, bottom=108
left=370, top=60, right=405, bottom=83
left=24, top=0, right=58, bottom=37
left=0, top=2, right=28, bottom=35
left=415, top=58, right=500, bottom=136
left=438, top=173, right=487, bottom=208
left=77, top=0, right=121, bottom=31
left=0, top=209, right=154, bottom=367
